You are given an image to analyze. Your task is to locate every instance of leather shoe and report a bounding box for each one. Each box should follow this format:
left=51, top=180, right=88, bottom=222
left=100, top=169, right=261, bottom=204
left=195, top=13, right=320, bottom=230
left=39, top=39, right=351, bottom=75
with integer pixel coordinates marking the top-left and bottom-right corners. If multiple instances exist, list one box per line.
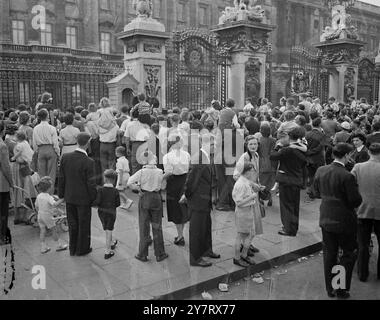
left=327, top=290, right=336, bottom=298
left=240, top=245, right=255, bottom=257
left=135, top=255, right=148, bottom=262
left=241, top=256, right=256, bottom=265
left=191, top=259, right=212, bottom=267
left=111, top=240, right=118, bottom=251
left=336, top=290, right=350, bottom=299
left=174, top=237, right=185, bottom=246
left=104, top=252, right=115, bottom=260
left=278, top=230, right=296, bottom=237
left=205, top=252, right=220, bottom=259
left=233, top=258, right=250, bottom=268
left=156, top=253, right=169, bottom=262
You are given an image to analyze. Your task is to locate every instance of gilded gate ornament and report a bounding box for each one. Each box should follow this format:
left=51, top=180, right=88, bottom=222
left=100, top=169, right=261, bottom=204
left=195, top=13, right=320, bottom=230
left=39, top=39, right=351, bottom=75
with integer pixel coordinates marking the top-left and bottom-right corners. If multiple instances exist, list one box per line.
left=320, top=5, right=358, bottom=42
left=185, top=46, right=203, bottom=71
left=218, top=0, right=265, bottom=25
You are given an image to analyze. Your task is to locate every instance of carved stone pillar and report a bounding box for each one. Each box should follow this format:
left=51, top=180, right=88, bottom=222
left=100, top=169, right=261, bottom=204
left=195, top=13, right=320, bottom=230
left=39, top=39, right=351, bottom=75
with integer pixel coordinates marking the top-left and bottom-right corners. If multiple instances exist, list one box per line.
left=107, top=5, right=170, bottom=108
left=315, top=39, right=364, bottom=102
left=315, top=4, right=365, bottom=103
left=212, top=21, right=275, bottom=109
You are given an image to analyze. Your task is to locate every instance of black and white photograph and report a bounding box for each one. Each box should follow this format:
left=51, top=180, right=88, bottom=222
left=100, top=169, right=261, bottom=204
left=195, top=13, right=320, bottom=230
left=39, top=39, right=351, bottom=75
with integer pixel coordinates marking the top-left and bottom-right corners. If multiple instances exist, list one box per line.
left=0, top=0, right=380, bottom=312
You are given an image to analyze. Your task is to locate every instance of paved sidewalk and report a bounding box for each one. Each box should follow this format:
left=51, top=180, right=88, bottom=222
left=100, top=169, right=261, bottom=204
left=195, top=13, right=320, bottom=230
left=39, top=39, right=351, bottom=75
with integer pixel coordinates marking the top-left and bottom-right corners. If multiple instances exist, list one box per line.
left=1, top=191, right=322, bottom=300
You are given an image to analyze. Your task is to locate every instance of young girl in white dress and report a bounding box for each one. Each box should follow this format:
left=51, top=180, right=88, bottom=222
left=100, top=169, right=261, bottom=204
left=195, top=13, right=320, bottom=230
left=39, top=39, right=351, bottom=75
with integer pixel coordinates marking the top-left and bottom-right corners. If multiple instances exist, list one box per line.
left=232, top=162, right=261, bottom=268
left=115, top=146, right=133, bottom=210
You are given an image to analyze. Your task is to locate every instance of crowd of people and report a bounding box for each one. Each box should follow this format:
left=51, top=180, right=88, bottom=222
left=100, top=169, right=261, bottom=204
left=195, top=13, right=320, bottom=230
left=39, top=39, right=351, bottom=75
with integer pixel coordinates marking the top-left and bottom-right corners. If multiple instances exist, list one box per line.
left=0, top=91, right=379, bottom=298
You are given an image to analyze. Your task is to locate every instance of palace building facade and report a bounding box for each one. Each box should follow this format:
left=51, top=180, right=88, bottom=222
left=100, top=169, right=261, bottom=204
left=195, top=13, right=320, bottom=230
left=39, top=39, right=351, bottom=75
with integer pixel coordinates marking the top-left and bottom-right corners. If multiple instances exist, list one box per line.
left=0, top=0, right=379, bottom=110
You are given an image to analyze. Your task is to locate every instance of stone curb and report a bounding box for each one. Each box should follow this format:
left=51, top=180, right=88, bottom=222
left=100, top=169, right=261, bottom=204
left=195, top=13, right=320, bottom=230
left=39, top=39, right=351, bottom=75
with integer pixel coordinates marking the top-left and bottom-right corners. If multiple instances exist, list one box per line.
left=155, top=242, right=323, bottom=300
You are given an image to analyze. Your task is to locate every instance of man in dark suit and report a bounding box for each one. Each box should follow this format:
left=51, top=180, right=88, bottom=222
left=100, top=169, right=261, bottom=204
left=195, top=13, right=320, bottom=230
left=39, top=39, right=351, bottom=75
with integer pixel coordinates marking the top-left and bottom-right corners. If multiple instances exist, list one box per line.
left=181, top=133, right=220, bottom=267
left=314, top=143, right=362, bottom=299
left=270, top=127, right=307, bottom=237
left=58, top=132, right=97, bottom=256
left=305, top=117, right=327, bottom=200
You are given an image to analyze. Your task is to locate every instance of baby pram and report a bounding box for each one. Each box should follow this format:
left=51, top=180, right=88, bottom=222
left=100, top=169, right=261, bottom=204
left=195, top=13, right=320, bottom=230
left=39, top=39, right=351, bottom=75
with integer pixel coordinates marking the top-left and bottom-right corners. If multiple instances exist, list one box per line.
left=14, top=186, right=69, bottom=233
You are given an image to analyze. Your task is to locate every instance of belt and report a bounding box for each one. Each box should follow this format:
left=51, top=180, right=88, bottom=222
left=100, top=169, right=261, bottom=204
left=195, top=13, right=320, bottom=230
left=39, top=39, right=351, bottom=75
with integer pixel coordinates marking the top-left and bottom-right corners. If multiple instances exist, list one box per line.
left=63, top=143, right=77, bottom=147
left=100, top=141, right=116, bottom=144
left=141, top=190, right=160, bottom=194
left=37, top=144, right=53, bottom=147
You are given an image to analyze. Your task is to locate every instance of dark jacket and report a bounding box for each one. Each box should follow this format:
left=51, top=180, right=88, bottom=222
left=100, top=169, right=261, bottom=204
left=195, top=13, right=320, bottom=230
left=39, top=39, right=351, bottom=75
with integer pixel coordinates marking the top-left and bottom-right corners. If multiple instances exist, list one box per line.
left=184, top=151, right=212, bottom=212
left=94, top=186, right=120, bottom=215
left=350, top=146, right=370, bottom=165
left=270, top=146, right=307, bottom=187
left=58, top=150, right=97, bottom=206
left=305, top=128, right=326, bottom=166
left=314, top=162, right=362, bottom=234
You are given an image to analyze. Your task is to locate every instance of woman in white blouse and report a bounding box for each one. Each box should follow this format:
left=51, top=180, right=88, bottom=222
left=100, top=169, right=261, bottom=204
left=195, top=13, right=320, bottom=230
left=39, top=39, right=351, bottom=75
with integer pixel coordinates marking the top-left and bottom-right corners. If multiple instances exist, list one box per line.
left=59, top=113, right=80, bottom=156
left=163, top=135, right=191, bottom=246
left=233, top=135, right=265, bottom=258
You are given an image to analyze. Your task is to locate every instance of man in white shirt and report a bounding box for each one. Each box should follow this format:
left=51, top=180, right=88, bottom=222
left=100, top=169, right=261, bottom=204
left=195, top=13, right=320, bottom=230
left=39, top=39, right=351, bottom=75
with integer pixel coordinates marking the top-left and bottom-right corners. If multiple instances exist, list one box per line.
left=98, top=98, right=119, bottom=174
left=124, top=108, right=150, bottom=174
left=33, top=108, right=60, bottom=194
left=127, top=151, right=168, bottom=263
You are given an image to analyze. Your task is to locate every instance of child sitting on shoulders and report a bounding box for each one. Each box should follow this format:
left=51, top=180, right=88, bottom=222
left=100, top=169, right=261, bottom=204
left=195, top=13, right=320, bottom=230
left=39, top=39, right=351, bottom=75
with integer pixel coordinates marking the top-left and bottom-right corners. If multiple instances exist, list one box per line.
left=11, top=131, right=34, bottom=165
left=115, top=146, right=133, bottom=210
left=35, top=177, right=68, bottom=254
left=94, top=169, right=120, bottom=260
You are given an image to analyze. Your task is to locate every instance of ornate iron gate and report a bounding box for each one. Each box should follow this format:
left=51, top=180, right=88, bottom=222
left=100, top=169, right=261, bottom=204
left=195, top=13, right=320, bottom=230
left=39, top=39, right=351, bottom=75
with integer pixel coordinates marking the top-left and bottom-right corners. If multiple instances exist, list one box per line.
left=166, top=29, right=227, bottom=110
left=357, top=58, right=376, bottom=104
left=265, top=46, right=273, bottom=103
left=0, top=70, right=115, bottom=110
left=289, top=46, right=329, bottom=103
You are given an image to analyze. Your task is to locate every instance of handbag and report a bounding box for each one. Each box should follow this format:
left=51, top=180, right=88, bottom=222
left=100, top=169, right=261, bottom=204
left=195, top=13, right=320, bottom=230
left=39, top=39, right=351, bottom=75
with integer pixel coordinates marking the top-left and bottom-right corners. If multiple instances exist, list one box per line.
left=259, top=187, right=271, bottom=202
left=19, top=162, right=32, bottom=178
